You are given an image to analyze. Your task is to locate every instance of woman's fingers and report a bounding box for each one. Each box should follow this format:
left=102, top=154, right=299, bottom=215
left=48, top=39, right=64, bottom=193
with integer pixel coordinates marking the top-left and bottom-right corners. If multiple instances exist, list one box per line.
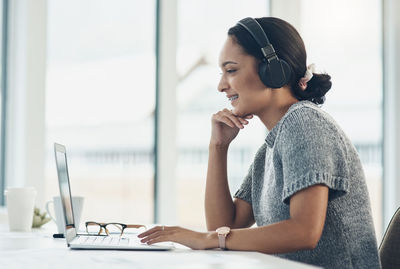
left=138, top=225, right=164, bottom=238
left=213, top=113, right=236, bottom=128
left=138, top=226, right=179, bottom=245
left=223, top=109, right=244, bottom=128
left=138, top=226, right=208, bottom=249
left=145, top=236, right=166, bottom=245
left=237, top=117, right=248, bottom=125
left=146, top=237, right=167, bottom=245
left=140, top=231, right=165, bottom=244
left=214, top=109, right=243, bottom=129
left=238, top=114, right=253, bottom=125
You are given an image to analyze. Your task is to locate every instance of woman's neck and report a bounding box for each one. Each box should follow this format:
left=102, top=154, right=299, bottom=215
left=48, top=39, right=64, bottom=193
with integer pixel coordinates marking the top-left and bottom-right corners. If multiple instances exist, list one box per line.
left=257, top=88, right=299, bottom=131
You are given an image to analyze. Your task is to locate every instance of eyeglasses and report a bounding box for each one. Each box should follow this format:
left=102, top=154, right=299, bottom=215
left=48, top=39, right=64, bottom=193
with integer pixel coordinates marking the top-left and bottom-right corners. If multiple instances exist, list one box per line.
left=85, top=221, right=146, bottom=236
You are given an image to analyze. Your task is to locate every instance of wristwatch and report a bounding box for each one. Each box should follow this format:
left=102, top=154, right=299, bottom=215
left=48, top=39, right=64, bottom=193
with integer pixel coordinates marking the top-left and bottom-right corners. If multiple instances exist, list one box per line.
left=216, top=226, right=231, bottom=250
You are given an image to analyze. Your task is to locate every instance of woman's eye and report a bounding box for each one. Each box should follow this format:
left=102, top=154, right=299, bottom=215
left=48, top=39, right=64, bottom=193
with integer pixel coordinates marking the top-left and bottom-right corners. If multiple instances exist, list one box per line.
left=219, top=69, right=237, bottom=75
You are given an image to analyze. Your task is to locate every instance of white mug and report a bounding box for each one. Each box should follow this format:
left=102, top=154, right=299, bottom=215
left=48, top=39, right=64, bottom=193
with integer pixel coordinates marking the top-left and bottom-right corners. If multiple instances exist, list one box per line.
left=45, top=196, right=84, bottom=234
left=4, top=187, right=37, bottom=232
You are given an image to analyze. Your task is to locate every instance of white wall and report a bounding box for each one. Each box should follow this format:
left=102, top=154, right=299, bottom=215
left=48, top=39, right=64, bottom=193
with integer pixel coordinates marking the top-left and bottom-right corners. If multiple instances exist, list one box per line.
left=270, top=0, right=302, bottom=30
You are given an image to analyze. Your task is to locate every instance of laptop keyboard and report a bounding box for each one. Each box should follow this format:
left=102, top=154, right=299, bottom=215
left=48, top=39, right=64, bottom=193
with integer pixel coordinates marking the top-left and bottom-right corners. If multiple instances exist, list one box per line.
left=76, top=235, right=130, bottom=246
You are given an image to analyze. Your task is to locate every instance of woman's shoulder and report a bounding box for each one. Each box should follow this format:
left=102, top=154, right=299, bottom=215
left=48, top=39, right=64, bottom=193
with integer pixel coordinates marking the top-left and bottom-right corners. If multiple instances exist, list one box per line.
left=265, top=101, right=347, bottom=149
left=271, top=100, right=348, bottom=150
left=279, top=100, right=340, bottom=134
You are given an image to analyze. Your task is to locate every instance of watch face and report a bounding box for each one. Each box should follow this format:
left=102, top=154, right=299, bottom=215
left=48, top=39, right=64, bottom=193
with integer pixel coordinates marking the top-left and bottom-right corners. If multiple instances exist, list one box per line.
left=216, top=226, right=230, bottom=235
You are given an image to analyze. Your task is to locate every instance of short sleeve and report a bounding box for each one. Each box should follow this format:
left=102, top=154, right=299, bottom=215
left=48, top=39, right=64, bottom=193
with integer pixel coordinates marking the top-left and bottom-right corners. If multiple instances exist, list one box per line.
left=233, top=162, right=253, bottom=205
left=277, top=108, right=351, bottom=204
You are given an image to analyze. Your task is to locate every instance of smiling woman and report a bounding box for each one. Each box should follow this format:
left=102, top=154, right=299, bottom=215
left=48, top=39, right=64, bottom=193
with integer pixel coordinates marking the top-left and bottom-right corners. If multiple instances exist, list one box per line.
left=140, top=16, right=381, bottom=269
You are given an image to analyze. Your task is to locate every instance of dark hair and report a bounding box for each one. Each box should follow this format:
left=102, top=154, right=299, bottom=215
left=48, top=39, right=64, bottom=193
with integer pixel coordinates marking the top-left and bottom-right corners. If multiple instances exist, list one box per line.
left=228, top=17, right=332, bottom=105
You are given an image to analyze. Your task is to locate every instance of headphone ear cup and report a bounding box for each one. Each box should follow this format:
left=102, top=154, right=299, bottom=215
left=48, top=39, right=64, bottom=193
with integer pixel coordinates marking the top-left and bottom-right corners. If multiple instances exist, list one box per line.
left=258, top=59, right=292, bottom=88
left=279, top=59, right=292, bottom=86
left=258, top=61, right=270, bottom=88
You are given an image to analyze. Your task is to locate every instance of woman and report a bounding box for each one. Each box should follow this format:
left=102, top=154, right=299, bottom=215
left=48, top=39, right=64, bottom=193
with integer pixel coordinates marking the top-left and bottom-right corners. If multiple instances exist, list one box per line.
left=138, top=17, right=381, bottom=268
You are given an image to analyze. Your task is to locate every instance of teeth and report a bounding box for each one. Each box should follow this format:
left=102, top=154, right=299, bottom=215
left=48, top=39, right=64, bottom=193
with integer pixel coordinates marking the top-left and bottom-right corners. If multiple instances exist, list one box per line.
left=229, top=95, right=239, bottom=101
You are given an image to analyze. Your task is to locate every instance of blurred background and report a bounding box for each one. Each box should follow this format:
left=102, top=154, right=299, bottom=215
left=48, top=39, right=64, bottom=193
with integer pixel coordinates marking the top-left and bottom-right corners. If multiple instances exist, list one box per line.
left=1, top=0, right=394, bottom=243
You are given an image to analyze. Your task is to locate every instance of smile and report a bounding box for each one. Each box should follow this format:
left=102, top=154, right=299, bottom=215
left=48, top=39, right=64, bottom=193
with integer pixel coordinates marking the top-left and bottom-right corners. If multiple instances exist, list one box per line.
left=229, top=95, right=239, bottom=101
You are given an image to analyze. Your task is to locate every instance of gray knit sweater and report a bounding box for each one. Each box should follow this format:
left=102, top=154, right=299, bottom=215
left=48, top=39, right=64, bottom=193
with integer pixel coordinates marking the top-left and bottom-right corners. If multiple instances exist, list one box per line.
left=234, top=101, right=381, bottom=269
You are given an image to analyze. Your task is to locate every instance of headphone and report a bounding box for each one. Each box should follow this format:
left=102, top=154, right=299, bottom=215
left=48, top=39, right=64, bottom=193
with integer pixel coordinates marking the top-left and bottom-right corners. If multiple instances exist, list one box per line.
left=237, top=17, right=292, bottom=88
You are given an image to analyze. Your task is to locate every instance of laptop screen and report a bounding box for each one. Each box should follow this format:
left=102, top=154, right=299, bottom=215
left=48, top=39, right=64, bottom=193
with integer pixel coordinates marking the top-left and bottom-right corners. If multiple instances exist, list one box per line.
left=54, top=143, right=75, bottom=227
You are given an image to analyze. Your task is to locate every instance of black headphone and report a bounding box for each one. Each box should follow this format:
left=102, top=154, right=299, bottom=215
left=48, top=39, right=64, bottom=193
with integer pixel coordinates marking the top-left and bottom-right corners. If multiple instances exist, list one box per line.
left=237, top=17, right=292, bottom=88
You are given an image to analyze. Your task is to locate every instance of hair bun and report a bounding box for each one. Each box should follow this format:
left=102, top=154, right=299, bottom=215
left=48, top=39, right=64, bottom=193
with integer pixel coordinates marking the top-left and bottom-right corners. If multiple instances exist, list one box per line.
left=300, top=73, right=332, bottom=105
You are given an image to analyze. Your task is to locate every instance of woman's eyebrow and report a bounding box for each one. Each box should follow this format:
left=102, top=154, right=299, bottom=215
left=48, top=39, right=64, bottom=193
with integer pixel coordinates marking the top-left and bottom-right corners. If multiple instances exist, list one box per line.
left=221, top=61, right=238, bottom=67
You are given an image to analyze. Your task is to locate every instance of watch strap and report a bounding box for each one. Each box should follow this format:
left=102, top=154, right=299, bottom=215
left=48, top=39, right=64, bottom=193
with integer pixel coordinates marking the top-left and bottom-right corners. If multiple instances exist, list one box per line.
left=218, top=233, right=226, bottom=249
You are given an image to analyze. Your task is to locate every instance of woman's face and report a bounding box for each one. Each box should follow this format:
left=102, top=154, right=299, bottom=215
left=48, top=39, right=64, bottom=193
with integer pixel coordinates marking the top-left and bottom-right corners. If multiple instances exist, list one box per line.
left=218, top=36, right=271, bottom=117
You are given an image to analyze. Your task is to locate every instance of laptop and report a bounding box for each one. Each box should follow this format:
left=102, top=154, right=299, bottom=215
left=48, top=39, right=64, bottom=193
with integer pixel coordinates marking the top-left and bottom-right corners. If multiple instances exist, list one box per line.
left=54, top=142, right=173, bottom=250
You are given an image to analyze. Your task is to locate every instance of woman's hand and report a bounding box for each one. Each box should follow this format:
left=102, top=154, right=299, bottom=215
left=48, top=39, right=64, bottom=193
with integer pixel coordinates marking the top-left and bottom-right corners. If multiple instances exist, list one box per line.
left=137, top=226, right=218, bottom=250
left=210, top=109, right=253, bottom=147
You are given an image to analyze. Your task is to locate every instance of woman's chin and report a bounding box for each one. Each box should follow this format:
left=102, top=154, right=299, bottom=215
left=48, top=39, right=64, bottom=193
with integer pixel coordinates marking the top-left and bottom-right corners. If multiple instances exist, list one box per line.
left=231, top=107, right=239, bottom=116
left=232, top=107, right=246, bottom=117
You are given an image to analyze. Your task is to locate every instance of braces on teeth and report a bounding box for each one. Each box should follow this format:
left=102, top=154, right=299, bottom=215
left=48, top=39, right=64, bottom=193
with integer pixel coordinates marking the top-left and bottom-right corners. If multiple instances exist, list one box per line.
left=229, top=95, right=239, bottom=101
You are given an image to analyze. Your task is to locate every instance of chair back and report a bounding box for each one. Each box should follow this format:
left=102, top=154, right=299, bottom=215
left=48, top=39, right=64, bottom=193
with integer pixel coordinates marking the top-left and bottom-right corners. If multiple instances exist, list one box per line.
left=380, top=207, right=400, bottom=268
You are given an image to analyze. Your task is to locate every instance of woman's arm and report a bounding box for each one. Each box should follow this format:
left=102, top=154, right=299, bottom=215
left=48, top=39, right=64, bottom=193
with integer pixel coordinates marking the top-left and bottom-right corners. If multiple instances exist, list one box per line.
left=204, top=109, right=255, bottom=231
left=208, top=184, right=329, bottom=252
left=205, top=144, right=255, bottom=231
left=138, top=184, right=328, bottom=252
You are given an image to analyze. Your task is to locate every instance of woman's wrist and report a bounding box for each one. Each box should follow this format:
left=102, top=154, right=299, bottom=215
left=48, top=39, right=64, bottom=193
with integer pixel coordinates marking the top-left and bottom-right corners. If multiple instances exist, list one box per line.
left=204, top=231, right=219, bottom=249
left=209, top=142, right=230, bottom=151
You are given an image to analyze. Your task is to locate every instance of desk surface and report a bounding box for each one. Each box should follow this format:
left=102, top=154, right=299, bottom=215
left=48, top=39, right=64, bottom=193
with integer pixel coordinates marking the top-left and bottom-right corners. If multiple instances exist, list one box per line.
left=0, top=222, right=319, bottom=269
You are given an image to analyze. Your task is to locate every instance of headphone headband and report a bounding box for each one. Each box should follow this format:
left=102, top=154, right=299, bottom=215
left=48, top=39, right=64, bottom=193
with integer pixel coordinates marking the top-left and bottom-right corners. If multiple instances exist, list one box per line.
left=237, top=17, right=277, bottom=61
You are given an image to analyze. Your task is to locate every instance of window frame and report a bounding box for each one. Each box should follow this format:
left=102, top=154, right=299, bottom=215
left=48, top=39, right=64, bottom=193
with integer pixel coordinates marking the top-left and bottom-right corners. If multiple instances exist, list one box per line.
left=0, top=0, right=9, bottom=206
left=382, top=0, right=400, bottom=230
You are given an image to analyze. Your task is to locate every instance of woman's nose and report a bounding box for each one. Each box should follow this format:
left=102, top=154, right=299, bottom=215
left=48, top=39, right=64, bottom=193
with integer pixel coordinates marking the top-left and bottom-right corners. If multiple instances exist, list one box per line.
left=218, top=76, right=229, bottom=92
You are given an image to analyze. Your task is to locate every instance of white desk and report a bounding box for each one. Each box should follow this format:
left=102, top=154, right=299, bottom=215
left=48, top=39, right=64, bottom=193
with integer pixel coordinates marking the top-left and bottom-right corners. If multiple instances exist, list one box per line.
left=0, top=222, right=319, bottom=269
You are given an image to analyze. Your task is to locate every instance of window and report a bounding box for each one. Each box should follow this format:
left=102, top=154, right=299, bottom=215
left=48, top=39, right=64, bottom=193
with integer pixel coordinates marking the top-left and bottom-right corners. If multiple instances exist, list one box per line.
left=43, top=0, right=383, bottom=237
left=45, top=0, right=156, bottom=225
left=176, top=0, right=269, bottom=229
left=299, top=0, right=383, bottom=238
